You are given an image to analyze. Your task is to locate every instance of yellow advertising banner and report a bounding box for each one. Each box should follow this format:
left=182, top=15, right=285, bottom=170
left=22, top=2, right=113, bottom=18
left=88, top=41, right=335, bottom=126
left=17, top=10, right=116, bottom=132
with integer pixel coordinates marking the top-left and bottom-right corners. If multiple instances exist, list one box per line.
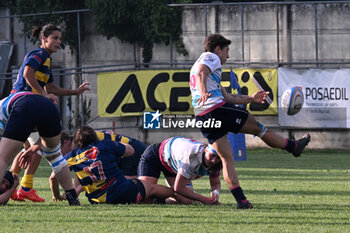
left=97, top=69, right=277, bottom=117
left=98, top=70, right=192, bottom=117
left=232, top=68, right=278, bottom=115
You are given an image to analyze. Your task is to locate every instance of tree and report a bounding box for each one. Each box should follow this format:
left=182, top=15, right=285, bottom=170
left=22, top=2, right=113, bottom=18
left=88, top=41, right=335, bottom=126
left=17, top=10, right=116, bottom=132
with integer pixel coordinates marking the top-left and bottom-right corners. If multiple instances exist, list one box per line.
left=7, top=0, right=86, bottom=53
left=86, top=0, right=189, bottom=63
left=7, top=0, right=89, bottom=128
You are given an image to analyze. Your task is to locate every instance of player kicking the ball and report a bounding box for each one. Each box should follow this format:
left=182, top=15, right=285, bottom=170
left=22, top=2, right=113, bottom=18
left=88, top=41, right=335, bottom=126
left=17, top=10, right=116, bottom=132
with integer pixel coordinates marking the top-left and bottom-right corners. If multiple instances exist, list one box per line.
left=190, top=33, right=311, bottom=209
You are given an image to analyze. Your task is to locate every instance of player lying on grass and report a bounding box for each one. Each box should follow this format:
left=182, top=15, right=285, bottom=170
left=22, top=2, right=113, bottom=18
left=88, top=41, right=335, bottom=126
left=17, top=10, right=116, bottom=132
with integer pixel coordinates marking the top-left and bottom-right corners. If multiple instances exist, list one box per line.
left=50, top=126, right=173, bottom=204
left=49, top=130, right=146, bottom=202
left=0, top=92, right=80, bottom=205
left=138, top=137, right=222, bottom=205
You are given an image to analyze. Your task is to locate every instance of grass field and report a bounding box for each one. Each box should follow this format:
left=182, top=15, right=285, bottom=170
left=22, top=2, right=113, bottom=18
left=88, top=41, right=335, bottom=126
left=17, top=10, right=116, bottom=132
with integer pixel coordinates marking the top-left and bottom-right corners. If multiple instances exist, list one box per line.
left=1, top=149, right=349, bottom=233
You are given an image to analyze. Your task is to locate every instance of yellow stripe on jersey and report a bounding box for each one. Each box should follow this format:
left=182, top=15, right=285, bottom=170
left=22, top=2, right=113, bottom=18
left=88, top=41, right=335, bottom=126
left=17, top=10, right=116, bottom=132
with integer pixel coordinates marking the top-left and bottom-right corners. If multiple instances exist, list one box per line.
left=42, top=57, right=51, bottom=68
left=96, top=131, right=105, bottom=141
left=120, top=136, right=130, bottom=144
left=82, top=179, right=105, bottom=194
left=66, top=152, right=88, bottom=166
left=75, top=170, right=90, bottom=180
left=91, top=193, right=107, bottom=203
left=95, top=131, right=130, bottom=144
left=35, top=70, right=50, bottom=83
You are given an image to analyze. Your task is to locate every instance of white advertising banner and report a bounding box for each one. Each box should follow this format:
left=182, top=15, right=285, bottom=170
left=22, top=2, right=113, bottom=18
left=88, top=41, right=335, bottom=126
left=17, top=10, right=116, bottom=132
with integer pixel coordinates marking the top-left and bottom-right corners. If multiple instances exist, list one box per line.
left=278, top=68, right=350, bottom=128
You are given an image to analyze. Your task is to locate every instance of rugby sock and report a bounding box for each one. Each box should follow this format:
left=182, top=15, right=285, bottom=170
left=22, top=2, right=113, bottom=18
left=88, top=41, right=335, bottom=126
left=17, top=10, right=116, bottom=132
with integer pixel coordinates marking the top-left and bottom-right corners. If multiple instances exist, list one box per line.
left=284, top=139, right=297, bottom=153
left=21, top=174, right=34, bottom=191
left=65, top=189, right=80, bottom=206
left=230, top=186, right=247, bottom=202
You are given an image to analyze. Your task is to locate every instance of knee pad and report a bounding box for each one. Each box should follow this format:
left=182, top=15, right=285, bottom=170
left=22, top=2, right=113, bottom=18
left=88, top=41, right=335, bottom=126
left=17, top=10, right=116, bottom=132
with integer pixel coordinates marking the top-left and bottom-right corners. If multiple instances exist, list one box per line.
left=49, top=154, right=68, bottom=174
left=257, top=121, right=267, bottom=138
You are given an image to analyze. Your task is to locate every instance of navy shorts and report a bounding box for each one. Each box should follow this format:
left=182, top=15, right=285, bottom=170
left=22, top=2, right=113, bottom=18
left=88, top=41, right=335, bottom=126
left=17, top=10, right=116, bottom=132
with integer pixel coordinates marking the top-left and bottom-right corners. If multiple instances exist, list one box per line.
left=119, top=139, right=146, bottom=176
left=3, top=94, right=61, bottom=142
left=137, top=144, right=176, bottom=178
left=196, top=103, right=249, bottom=144
left=108, top=178, right=146, bottom=204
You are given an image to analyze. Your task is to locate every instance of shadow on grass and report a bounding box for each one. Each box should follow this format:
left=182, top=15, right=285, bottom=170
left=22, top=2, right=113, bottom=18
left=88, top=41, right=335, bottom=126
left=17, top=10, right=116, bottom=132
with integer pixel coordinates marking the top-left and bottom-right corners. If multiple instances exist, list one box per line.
left=193, top=188, right=350, bottom=197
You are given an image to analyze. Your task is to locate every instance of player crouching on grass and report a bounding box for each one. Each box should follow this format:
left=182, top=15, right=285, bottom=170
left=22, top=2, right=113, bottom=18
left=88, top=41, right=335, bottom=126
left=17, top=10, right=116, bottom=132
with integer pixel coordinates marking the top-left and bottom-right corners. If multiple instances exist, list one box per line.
left=138, top=137, right=222, bottom=205
left=51, top=126, right=174, bottom=204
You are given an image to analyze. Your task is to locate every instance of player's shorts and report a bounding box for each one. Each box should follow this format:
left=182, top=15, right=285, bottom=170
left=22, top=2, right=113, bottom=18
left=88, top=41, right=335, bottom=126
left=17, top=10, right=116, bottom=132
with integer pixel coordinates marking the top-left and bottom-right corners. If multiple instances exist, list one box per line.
left=108, top=178, right=146, bottom=204
left=196, top=103, right=249, bottom=144
left=137, top=143, right=176, bottom=178
left=3, top=94, right=61, bottom=142
left=119, top=139, right=146, bottom=176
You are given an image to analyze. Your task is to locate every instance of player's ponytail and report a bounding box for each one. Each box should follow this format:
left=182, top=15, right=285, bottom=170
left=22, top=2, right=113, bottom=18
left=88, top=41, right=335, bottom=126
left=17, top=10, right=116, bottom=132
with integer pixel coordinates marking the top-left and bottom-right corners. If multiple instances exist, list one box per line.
left=31, top=26, right=42, bottom=41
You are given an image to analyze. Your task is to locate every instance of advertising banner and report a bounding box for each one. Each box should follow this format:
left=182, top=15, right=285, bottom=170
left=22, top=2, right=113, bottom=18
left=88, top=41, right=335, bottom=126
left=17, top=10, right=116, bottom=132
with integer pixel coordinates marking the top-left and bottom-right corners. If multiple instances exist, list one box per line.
left=278, top=68, right=350, bottom=128
left=98, top=69, right=277, bottom=117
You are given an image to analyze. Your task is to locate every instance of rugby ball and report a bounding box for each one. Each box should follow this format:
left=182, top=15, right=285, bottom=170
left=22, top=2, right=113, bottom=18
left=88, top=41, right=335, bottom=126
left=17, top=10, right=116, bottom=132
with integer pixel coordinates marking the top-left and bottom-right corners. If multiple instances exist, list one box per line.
left=281, top=87, right=304, bottom=115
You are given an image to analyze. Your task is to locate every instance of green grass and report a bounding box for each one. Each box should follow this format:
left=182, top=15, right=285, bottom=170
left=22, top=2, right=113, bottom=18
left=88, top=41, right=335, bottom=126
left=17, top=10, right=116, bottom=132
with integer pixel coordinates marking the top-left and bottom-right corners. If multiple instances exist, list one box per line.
left=1, top=149, right=350, bottom=233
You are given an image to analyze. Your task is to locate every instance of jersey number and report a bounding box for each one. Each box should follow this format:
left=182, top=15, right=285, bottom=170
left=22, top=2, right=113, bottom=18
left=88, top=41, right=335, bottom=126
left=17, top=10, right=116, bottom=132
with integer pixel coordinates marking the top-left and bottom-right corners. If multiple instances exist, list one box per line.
left=83, top=161, right=106, bottom=183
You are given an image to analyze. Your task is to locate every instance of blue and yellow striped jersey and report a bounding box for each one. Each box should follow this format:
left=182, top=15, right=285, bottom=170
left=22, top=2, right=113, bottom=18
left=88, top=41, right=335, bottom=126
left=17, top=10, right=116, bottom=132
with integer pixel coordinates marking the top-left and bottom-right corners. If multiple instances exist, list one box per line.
left=95, top=131, right=131, bottom=144
left=64, top=140, right=129, bottom=204
left=12, top=48, right=54, bottom=93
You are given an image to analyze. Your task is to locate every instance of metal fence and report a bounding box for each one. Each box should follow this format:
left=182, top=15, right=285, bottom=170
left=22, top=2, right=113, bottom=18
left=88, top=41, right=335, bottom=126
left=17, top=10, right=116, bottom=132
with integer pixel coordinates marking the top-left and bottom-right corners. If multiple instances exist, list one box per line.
left=1, top=1, right=350, bottom=128
left=1, top=1, right=350, bottom=78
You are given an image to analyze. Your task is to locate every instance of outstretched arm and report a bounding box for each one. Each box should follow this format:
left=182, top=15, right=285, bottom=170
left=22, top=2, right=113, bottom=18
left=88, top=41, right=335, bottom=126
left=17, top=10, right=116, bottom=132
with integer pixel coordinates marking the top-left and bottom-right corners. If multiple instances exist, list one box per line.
left=49, top=171, right=65, bottom=202
left=173, top=173, right=217, bottom=205
left=45, top=82, right=90, bottom=96
left=221, top=85, right=269, bottom=105
left=209, top=174, right=221, bottom=204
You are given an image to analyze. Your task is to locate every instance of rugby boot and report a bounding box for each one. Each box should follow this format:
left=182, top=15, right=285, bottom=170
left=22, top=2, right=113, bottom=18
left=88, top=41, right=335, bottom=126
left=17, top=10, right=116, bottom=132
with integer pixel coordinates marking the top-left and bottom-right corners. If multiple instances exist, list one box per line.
left=237, top=200, right=253, bottom=209
left=292, top=133, right=311, bottom=157
left=10, top=189, right=25, bottom=202
left=17, top=187, right=45, bottom=202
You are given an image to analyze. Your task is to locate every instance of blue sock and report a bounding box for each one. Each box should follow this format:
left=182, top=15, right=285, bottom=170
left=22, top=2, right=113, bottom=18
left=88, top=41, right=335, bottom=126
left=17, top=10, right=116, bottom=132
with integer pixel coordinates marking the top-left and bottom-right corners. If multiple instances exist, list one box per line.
left=21, top=186, right=30, bottom=192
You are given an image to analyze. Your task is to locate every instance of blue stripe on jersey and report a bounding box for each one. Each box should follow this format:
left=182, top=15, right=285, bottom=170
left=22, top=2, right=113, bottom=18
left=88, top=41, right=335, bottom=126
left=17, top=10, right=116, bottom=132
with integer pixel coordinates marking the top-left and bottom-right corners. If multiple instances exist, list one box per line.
left=208, top=89, right=223, bottom=98
left=166, top=137, right=181, bottom=172
left=1, top=94, right=13, bottom=119
left=192, top=95, right=199, bottom=108
left=211, top=72, right=221, bottom=84
left=192, top=88, right=222, bottom=108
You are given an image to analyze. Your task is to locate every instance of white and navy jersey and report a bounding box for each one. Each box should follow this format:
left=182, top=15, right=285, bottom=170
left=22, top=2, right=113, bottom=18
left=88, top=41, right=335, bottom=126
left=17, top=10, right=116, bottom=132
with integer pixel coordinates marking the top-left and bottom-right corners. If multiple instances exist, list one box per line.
left=0, top=92, right=35, bottom=133
left=159, top=137, right=209, bottom=180
left=190, top=52, right=225, bottom=116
